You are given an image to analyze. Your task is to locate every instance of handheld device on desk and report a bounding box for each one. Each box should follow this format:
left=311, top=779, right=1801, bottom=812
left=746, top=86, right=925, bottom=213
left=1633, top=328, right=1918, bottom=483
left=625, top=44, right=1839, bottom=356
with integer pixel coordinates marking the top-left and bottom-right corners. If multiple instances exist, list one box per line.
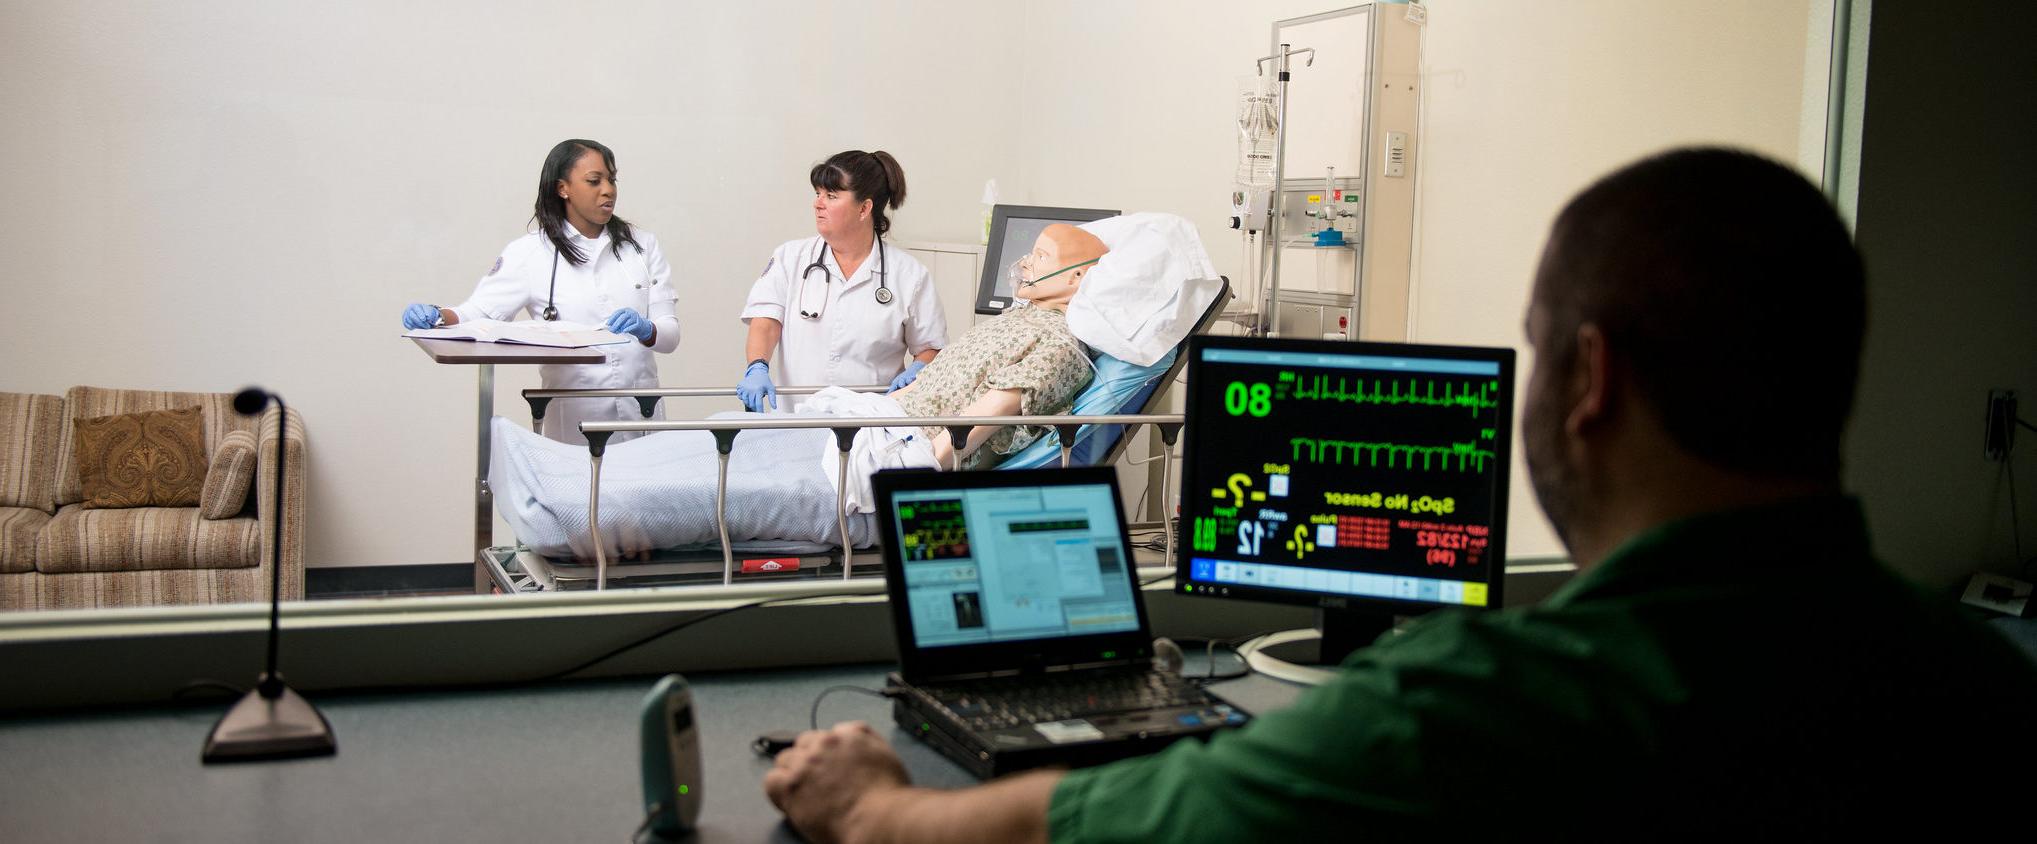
left=637, top=674, right=702, bottom=840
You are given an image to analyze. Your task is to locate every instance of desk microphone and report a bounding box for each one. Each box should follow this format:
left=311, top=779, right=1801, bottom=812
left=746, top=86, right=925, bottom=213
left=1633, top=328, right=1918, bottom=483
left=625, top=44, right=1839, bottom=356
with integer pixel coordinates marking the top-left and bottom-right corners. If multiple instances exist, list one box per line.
left=202, top=387, right=336, bottom=763
left=637, top=674, right=703, bottom=840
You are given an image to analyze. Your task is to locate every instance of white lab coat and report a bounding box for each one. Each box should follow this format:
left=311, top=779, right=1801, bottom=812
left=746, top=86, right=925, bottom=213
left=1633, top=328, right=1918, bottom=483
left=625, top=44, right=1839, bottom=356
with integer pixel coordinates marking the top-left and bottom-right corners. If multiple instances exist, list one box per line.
left=741, top=237, right=947, bottom=408
left=451, top=225, right=680, bottom=444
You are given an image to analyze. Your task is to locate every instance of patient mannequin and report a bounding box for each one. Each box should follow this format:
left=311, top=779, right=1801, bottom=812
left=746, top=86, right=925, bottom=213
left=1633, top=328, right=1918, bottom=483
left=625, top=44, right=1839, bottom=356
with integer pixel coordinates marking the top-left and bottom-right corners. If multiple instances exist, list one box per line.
left=891, top=224, right=1105, bottom=469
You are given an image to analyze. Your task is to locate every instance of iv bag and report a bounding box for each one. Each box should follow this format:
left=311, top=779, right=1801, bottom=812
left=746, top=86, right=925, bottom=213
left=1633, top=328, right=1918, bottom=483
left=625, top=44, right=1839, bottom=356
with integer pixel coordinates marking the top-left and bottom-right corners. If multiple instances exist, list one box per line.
left=1235, top=79, right=1278, bottom=190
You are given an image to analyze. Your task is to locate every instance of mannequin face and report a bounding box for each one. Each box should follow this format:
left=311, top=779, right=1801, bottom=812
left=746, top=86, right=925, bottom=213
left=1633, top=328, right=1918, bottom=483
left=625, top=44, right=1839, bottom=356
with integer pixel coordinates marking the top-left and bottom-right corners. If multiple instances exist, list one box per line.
left=1013, top=224, right=1106, bottom=311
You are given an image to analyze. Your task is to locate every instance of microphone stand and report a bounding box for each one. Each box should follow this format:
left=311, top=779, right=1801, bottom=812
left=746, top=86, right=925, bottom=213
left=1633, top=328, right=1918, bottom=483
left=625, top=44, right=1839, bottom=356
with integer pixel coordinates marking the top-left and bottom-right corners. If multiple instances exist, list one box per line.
left=203, top=389, right=336, bottom=762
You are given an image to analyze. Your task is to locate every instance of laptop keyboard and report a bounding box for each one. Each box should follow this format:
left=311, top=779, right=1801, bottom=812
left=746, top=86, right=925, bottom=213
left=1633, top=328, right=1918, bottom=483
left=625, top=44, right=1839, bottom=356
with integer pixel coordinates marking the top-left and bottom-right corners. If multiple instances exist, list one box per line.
left=927, top=670, right=1214, bottom=731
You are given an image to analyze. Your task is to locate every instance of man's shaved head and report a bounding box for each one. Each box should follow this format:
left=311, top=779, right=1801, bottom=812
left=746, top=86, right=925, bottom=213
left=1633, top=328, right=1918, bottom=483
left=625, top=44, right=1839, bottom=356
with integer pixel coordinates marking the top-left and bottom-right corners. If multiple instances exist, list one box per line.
left=1530, top=147, right=1866, bottom=480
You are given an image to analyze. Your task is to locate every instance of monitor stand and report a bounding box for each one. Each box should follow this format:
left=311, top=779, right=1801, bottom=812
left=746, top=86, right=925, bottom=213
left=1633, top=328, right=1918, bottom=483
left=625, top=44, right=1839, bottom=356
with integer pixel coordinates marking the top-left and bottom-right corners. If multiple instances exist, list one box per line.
left=1244, top=608, right=1398, bottom=685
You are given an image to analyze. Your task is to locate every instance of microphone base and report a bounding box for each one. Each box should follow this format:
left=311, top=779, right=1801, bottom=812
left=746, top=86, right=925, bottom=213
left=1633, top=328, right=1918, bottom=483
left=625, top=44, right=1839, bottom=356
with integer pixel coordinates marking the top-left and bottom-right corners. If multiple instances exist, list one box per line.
left=201, top=676, right=337, bottom=763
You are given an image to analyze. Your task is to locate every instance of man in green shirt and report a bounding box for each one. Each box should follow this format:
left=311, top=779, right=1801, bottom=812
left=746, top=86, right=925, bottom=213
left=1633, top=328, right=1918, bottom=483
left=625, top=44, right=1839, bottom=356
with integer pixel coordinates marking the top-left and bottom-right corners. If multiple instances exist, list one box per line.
left=762, top=148, right=2037, bottom=842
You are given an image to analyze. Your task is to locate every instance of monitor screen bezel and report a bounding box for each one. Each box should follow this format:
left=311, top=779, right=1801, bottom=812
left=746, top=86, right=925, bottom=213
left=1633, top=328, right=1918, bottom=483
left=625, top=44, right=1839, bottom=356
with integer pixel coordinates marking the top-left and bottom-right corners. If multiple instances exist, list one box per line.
left=1171, top=334, right=1516, bottom=616
left=975, top=204, right=1121, bottom=315
left=872, top=466, right=1155, bottom=683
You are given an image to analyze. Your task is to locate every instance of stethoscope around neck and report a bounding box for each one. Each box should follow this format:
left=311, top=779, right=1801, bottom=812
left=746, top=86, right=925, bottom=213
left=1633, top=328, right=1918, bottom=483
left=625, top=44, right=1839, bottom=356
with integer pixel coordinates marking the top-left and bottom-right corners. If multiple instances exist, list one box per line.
left=540, top=239, right=652, bottom=321
left=797, top=236, right=892, bottom=320
left=541, top=249, right=562, bottom=321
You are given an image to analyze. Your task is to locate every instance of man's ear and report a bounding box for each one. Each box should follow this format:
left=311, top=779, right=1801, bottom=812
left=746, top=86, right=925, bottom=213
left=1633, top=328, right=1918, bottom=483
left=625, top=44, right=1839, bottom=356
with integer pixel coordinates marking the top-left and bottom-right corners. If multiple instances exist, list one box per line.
left=1566, top=323, right=1614, bottom=437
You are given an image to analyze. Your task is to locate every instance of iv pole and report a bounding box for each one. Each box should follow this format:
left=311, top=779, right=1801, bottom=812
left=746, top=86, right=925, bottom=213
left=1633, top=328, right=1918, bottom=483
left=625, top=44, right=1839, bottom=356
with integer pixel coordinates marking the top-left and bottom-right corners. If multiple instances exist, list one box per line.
left=1254, top=44, right=1313, bottom=337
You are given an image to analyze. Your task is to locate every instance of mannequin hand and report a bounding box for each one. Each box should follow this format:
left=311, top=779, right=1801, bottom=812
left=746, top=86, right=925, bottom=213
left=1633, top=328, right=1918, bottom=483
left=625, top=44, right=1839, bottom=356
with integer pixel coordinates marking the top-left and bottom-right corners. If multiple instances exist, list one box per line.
left=402, top=303, right=441, bottom=330
left=605, top=308, right=655, bottom=343
left=887, top=360, right=927, bottom=393
left=738, top=362, right=777, bottom=412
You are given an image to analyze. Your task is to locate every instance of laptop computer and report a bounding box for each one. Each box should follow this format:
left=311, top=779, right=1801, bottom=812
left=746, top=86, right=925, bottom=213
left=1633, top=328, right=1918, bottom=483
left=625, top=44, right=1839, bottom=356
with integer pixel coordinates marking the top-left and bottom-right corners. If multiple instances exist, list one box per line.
left=872, top=466, right=1248, bottom=780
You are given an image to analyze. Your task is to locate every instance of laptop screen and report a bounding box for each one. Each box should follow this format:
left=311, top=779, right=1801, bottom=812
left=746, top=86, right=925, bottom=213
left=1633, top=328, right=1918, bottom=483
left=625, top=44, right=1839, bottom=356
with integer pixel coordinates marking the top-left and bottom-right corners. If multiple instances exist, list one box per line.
left=887, top=481, right=1142, bottom=649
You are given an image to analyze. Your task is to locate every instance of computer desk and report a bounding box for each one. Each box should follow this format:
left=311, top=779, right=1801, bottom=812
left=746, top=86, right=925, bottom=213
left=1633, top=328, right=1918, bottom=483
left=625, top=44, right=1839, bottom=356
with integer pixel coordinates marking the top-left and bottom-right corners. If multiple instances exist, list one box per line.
left=0, top=661, right=1304, bottom=842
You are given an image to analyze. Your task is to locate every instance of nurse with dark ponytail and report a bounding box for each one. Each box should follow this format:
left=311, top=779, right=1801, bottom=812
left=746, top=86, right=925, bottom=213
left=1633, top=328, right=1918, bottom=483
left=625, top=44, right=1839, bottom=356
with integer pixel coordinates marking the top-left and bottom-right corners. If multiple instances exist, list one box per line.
left=737, top=150, right=948, bottom=412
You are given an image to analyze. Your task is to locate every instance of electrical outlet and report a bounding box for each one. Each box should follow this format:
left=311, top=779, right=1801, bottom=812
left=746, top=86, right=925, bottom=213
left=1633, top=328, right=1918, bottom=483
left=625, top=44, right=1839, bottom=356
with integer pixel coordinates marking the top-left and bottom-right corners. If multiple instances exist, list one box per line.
left=1983, top=390, right=2016, bottom=461
left=1385, top=132, right=1409, bottom=178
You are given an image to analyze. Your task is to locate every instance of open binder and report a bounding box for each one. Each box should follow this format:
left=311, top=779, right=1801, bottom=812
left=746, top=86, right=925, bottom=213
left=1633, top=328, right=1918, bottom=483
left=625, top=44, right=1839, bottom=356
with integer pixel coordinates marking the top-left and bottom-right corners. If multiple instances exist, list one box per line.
left=402, top=319, right=631, bottom=348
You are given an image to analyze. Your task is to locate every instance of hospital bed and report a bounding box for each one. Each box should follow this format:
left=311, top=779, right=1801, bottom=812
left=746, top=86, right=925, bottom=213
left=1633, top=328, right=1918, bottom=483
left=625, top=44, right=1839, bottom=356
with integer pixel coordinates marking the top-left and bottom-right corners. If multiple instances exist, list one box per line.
left=477, top=279, right=1231, bottom=594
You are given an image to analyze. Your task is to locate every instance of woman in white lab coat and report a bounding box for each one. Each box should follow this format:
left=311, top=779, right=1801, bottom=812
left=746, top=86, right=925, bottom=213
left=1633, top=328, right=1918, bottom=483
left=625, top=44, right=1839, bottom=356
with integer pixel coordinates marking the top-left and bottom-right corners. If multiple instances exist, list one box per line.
left=401, top=139, right=679, bottom=444
left=737, top=150, right=947, bottom=412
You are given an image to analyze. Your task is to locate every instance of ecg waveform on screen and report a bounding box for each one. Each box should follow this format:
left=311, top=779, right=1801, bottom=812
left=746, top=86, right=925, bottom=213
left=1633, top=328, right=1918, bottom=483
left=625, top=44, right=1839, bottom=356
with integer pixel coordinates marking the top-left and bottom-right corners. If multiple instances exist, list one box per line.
left=897, top=499, right=971, bottom=561
left=1290, top=437, right=1496, bottom=472
left=1279, top=372, right=1500, bottom=417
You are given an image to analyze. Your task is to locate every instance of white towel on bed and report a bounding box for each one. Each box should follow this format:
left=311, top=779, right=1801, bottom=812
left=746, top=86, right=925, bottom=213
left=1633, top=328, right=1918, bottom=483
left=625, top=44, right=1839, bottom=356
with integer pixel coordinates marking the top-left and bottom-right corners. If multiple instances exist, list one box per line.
left=801, top=386, right=939, bottom=512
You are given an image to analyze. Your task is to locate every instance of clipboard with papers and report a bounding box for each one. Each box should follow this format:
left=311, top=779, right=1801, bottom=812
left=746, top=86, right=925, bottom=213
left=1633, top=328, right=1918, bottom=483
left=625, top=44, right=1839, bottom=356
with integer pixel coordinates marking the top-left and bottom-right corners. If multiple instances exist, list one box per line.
left=401, top=319, right=632, bottom=348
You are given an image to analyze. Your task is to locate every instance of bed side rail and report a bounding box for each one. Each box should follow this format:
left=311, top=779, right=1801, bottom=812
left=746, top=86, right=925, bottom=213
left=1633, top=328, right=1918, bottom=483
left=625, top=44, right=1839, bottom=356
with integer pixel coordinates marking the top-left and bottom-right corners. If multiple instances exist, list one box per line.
left=522, top=384, right=891, bottom=429
left=573, top=412, right=1184, bottom=592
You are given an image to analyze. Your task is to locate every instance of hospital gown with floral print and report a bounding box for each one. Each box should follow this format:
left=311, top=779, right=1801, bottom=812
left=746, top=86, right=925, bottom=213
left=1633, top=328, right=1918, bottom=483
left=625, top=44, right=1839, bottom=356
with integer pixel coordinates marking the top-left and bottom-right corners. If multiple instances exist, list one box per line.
left=894, top=304, right=1093, bottom=470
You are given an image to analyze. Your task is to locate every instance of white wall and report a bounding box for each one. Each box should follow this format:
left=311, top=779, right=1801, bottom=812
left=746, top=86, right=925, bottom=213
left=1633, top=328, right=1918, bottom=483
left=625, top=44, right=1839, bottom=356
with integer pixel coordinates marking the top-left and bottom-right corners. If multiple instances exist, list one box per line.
left=1401, top=3, right=1817, bottom=556
left=0, top=0, right=1027, bottom=567
left=1011, top=0, right=1820, bottom=559
left=0, top=0, right=1824, bottom=569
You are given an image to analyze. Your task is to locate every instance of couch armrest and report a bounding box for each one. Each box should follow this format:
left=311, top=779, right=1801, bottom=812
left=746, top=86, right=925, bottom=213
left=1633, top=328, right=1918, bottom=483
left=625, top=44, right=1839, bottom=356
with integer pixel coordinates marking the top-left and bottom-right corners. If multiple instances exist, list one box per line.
left=255, top=405, right=307, bottom=600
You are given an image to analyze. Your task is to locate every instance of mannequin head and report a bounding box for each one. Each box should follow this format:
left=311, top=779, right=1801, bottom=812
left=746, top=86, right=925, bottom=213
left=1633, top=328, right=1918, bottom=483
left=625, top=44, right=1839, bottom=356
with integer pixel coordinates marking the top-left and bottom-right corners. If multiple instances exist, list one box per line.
left=1012, top=224, right=1107, bottom=311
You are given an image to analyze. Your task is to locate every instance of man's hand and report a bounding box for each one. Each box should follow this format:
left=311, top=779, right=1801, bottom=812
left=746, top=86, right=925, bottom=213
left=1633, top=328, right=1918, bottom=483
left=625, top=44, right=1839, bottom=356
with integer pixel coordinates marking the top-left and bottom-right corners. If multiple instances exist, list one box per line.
left=763, top=721, right=911, bottom=844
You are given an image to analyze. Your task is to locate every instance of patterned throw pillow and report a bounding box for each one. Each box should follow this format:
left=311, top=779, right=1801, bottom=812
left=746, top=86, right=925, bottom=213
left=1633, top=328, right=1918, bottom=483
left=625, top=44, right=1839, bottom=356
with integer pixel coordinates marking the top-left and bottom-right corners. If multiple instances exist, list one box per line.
left=199, top=429, right=259, bottom=519
left=74, top=407, right=207, bottom=509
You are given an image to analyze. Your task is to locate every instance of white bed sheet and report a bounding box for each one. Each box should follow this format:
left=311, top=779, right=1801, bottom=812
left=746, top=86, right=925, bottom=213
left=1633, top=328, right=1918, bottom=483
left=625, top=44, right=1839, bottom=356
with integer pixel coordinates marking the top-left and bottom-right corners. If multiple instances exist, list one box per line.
left=489, top=416, right=880, bottom=560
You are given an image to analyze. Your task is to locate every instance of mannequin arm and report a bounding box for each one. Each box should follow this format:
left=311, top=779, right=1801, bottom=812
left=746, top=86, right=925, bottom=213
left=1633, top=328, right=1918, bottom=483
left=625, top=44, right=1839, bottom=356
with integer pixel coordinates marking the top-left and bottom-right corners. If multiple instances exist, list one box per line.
left=930, top=388, right=1022, bottom=468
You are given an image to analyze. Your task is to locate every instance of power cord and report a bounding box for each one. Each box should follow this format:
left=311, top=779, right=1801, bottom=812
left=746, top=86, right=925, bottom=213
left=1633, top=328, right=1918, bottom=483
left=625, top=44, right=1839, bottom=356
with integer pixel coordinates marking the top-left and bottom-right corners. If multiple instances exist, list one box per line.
left=2004, top=414, right=2034, bottom=581
left=1130, top=518, right=1181, bottom=553
left=1168, top=633, right=1271, bottom=683
left=632, top=802, right=663, bottom=842
left=2011, top=455, right=2024, bottom=580
left=808, top=684, right=900, bottom=730
left=751, top=684, right=904, bottom=758
left=537, top=595, right=817, bottom=683
left=206, top=594, right=820, bottom=704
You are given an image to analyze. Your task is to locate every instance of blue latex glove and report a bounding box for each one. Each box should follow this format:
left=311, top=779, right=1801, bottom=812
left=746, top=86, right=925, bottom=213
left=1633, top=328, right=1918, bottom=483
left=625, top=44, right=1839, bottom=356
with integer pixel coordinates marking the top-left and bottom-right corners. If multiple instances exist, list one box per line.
left=738, top=362, right=777, bottom=412
left=605, top=308, right=655, bottom=343
left=402, top=303, right=441, bottom=330
left=887, top=360, right=927, bottom=393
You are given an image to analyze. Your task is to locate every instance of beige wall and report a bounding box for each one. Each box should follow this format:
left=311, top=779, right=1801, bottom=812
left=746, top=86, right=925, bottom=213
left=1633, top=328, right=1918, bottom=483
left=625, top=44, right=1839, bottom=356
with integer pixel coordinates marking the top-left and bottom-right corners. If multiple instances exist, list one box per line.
left=1016, top=1, right=1820, bottom=559
left=0, top=0, right=1028, bottom=566
left=0, top=1, right=1826, bottom=568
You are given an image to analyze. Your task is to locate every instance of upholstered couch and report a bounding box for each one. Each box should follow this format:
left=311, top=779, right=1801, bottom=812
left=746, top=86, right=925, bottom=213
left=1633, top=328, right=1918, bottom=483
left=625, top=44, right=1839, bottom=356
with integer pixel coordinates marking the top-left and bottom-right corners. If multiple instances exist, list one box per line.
left=0, top=387, right=305, bottom=611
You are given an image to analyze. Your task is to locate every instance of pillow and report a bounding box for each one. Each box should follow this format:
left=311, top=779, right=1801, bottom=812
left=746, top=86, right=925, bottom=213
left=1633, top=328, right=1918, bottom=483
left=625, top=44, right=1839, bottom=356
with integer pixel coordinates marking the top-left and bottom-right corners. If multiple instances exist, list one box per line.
left=1067, top=213, right=1222, bottom=366
left=998, top=348, right=1177, bottom=470
left=73, top=407, right=207, bottom=509
left=199, top=429, right=260, bottom=519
